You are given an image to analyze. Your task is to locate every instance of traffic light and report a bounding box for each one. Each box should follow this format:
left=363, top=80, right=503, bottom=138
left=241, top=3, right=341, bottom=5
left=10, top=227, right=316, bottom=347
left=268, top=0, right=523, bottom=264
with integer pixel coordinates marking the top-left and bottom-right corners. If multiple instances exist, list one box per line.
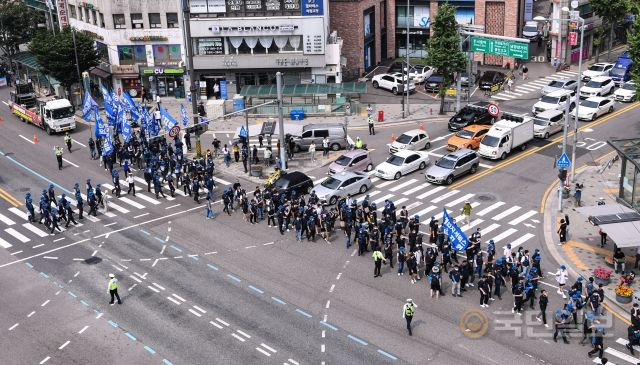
left=558, top=168, right=567, bottom=182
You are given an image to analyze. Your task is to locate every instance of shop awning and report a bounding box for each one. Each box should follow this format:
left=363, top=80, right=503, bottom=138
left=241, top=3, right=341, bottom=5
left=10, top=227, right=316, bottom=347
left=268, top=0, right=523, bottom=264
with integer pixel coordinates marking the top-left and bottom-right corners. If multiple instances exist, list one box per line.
left=13, top=52, right=60, bottom=88
left=89, top=66, right=111, bottom=79
left=239, top=82, right=367, bottom=97
left=576, top=204, right=640, bottom=248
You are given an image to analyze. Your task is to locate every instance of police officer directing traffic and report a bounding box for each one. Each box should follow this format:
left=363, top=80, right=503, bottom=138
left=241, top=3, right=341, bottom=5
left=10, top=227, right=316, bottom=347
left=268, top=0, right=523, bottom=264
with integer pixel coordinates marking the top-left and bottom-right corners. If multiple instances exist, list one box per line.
left=403, top=298, right=417, bottom=336
left=108, top=273, right=122, bottom=305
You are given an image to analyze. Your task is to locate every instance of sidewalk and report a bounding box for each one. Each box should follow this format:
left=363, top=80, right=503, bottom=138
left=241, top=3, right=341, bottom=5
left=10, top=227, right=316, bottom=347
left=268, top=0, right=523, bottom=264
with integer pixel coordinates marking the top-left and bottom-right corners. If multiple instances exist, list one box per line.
left=542, top=156, right=635, bottom=325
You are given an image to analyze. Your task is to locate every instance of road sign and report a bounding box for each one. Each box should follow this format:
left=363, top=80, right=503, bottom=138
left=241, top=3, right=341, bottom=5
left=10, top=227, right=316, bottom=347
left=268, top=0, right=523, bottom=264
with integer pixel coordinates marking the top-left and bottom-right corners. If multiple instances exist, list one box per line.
left=569, top=20, right=579, bottom=30
left=470, top=37, right=529, bottom=60
left=568, top=32, right=578, bottom=46
left=557, top=153, right=571, bottom=168
left=487, top=103, right=500, bottom=117
left=168, top=125, right=180, bottom=138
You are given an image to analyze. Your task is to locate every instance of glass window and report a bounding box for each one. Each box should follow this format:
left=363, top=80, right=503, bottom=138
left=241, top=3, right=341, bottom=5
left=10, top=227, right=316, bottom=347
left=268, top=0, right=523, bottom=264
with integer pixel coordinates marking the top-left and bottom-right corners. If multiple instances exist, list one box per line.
left=167, top=13, right=179, bottom=28
left=314, top=130, right=329, bottom=138
left=78, top=6, right=83, bottom=21
left=131, top=13, right=143, bottom=29
left=96, top=42, right=109, bottom=62
left=153, top=44, right=181, bottom=66
left=149, top=13, right=162, bottom=28
left=84, top=7, right=89, bottom=21
left=634, top=167, right=640, bottom=211
left=92, top=10, right=97, bottom=25
left=113, top=14, right=126, bottom=29
left=69, top=5, right=76, bottom=18
left=193, top=38, right=225, bottom=55
left=118, top=45, right=147, bottom=65
left=100, top=13, right=105, bottom=28
left=622, top=158, right=635, bottom=204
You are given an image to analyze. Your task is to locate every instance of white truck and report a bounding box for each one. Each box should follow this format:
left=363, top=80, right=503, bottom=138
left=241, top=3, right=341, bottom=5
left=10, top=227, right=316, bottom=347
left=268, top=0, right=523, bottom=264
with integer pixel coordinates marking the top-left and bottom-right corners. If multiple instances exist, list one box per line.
left=478, top=114, right=534, bottom=160
left=9, top=94, right=76, bottom=135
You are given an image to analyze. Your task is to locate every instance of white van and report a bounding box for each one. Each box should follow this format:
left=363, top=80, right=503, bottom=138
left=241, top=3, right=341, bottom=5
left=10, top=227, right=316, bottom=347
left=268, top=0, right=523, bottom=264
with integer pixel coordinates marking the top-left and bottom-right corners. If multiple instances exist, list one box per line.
left=532, top=89, right=576, bottom=115
left=533, top=110, right=564, bottom=139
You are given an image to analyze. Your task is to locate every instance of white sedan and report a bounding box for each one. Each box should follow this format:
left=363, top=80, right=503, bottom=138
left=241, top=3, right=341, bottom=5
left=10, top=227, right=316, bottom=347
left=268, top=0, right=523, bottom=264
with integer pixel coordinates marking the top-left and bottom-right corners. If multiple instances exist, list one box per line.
left=409, top=65, right=435, bottom=84
left=375, top=150, right=430, bottom=180
left=571, top=96, right=615, bottom=121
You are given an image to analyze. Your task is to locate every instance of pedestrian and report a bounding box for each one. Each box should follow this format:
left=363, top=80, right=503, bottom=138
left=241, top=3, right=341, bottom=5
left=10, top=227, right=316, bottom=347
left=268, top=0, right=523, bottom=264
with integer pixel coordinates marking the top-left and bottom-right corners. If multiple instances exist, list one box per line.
left=574, top=182, right=583, bottom=206
left=367, top=104, right=373, bottom=117
left=403, top=298, right=417, bottom=336
left=599, top=228, right=607, bottom=248
left=536, top=289, right=549, bottom=327
left=522, top=65, right=529, bottom=80
left=252, top=145, right=259, bottom=165
left=241, top=145, right=248, bottom=173
left=54, top=146, right=63, bottom=170
left=555, top=265, right=569, bottom=298
left=512, top=283, right=524, bottom=314
left=258, top=134, right=263, bottom=148
left=450, top=265, right=462, bottom=297
left=461, top=201, right=472, bottom=226
left=64, top=133, right=72, bottom=153
left=264, top=147, right=272, bottom=167
left=64, top=203, right=77, bottom=228
left=373, top=248, right=385, bottom=277
left=430, top=266, right=441, bottom=299
left=75, top=190, right=83, bottom=220
left=185, top=131, right=192, bottom=151
left=368, top=115, right=375, bottom=135
left=553, top=309, right=570, bottom=344
left=587, top=325, right=605, bottom=359
left=557, top=218, right=567, bottom=244
left=107, top=273, right=122, bottom=305
left=322, top=137, right=330, bottom=157
left=49, top=207, right=62, bottom=234
left=24, top=193, right=35, bottom=223
left=126, top=174, right=135, bottom=196
left=479, top=275, right=490, bottom=307
left=397, top=247, right=406, bottom=275
left=233, top=143, right=240, bottom=163
left=88, top=137, right=96, bottom=159
left=632, top=303, right=640, bottom=327
left=507, top=77, right=514, bottom=91
left=223, top=144, right=231, bottom=167
left=626, top=324, right=640, bottom=354
left=309, top=140, right=316, bottom=161
left=580, top=312, right=595, bottom=345
left=614, top=248, right=626, bottom=273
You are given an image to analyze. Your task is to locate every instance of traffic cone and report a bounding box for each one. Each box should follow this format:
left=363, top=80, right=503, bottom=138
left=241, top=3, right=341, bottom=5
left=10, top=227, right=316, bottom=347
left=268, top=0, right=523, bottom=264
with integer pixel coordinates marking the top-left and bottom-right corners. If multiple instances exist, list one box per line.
left=0, top=116, right=3, bottom=122
left=390, top=134, right=395, bottom=142
left=33, top=134, right=38, bottom=144
left=419, top=123, right=425, bottom=131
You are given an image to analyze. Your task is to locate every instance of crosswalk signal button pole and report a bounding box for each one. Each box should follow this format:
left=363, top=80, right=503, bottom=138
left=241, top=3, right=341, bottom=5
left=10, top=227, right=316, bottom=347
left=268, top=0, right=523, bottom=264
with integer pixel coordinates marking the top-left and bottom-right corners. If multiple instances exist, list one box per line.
left=558, top=168, right=567, bottom=183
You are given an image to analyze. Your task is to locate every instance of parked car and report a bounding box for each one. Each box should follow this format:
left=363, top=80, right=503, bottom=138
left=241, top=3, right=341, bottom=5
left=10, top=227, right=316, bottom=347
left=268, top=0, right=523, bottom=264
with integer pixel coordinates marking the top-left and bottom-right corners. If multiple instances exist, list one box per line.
left=425, top=149, right=479, bottom=185
left=375, top=150, right=430, bottom=180
left=541, top=78, right=578, bottom=96
left=533, top=109, right=564, bottom=139
left=273, top=171, right=314, bottom=197
left=424, top=74, right=445, bottom=92
left=571, top=96, right=615, bottom=121
left=313, top=171, right=372, bottom=205
left=580, top=76, right=615, bottom=98
left=328, top=150, right=374, bottom=175
left=460, top=72, right=471, bottom=87
left=448, top=103, right=495, bottom=131
left=447, top=125, right=490, bottom=151
left=522, top=21, right=541, bottom=41
left=409, top=65, right=435, bottom=84
left=614, top=80, right=637, bottom=102
left=389, top=129, right=431, bottom=154
left=581, top=62, right=614, bottom=82
left=532, top=89, right=576, bottom=115
left=294, top=123, right=347, bottom=152
left=478, top=71, right=506, bottom=91
left=372, top=73, right=416, bottom=95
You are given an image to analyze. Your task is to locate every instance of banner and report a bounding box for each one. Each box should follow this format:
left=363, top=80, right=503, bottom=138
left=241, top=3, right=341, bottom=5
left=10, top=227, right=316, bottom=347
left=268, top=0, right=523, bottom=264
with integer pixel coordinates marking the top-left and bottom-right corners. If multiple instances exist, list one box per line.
left=100, top=85, right=115, bottom=118
left=121, top=91, right=139, bottom=122
left=148, top=110, right=160, bottom=136
left=160, top=105, right=177, bottom=133
left=442, top=209, right=469, bottom=251
left=81, top=90, right=98, bottom=121
left=102, top=132, right=114, bottom=156
left=180, top=104, right=189, bottom=127
left=94, top=106, right=109, bottom=138
left=121, top=108, right=132, bottom=143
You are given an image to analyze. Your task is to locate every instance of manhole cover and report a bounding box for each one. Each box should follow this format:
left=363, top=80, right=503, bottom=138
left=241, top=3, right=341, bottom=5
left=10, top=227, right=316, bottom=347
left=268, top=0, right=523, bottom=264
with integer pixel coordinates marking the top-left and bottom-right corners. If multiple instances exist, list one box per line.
left=476, top=194, right=495, bottom=202
left=84, top=257, right=102, bottom=265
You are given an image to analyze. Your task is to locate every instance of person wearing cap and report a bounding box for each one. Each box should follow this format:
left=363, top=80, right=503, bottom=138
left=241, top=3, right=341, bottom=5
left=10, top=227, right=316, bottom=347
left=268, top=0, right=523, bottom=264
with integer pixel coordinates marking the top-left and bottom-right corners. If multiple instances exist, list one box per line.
left=449, top=265, right=462, bottom=297
left=108, top=274, right=122, bottom=305
left=430, top=266, right=442, bottom=299
left=626, top=324, right=640, bottom=354
left=461, top=201, right=473, bottom=226
left=372, top=247, right=386, bottom=277
left=553, top=308, right=570, bottom=344
left=403, top=299, right=417, bottom=336
left=536, top=289, right=549, bottom=327
left=580, top=312, right=596, bottom=345
left=554, top=265, right=569, bottom=298
left=587, top=324, right=605, bottom=358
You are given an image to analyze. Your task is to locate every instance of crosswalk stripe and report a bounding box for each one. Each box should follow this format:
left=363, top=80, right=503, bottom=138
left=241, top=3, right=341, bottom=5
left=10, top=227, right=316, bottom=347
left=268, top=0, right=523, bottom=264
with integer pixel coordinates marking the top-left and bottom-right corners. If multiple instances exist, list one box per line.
left=529, top=80, right=551, bottom=86
left=104, top=211, right=117, bottom=218
left=376, top=180, right=397, bottom=188
left=417, top=186, right=445, bottom=200
left=476, top=202, right=505, bottom=216
left=389, top=179, right=418, bottom=192
left=492, top=95, right=513, bottom=101
left=431, top=190, right=459, bottom=204
left=615, top=338, right=640, bottom=352
left=136, top=193, right=161, bottom=205
left=502, top=90, right=524, bottom=96
left=8, top=207, right=28, bottom=221
left=212, top=177, right=231, bottom=185
left=85, top=214, right=100, bottom=222
left=370, top=177, right=380, bottom=183
left=380, top=198, right=408, bottom=211
left=557, top=71, right=578, bottom=76
left=445, top=193, right=474, bottom=207
left=452, top=202, right=481, bottom=221
left=492, top=206, right=521, bottom=220
left=405, top=201, right=422, bottom=211
left=594, top=358, right=616, bottom=365
left=415, top=206, right=437, bottom=219
left=515, top=85, right=539, bottom=92
left=403, top=183, right=430, bottom=195
left=372, top=194, right=394, bottom=205
left=509, top=233, right=535, bottom=249
left=5, top=228, right=30, bottom=242
left=460, top=219, right=484, bottom=232
left=22, top=223, right=49, bottom=237
left=605, top=347, right=639, bottom=364
left=368, top=190, right=381, bottom=198
left=0, top=213, right=16, bottom=225
left=508, top=210, right=537, bottom=225
left=173, top=188, right=187, bottom=197
left=491, top=228, right=518, bottom=243
left=107, top=202, right=130, bottom=214
left=480, top=223, right=501, bottom=236
left=118, top=197, right=145, bottom=210
left=0, top=237, right=12, bottom=248
left=133, top=176, right=148, bottom=186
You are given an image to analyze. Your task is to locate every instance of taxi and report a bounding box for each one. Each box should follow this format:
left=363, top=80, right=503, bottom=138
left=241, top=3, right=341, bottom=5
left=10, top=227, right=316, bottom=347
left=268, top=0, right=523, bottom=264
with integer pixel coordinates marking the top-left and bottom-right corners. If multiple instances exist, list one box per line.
left=446, top=125, right=490, bottom=151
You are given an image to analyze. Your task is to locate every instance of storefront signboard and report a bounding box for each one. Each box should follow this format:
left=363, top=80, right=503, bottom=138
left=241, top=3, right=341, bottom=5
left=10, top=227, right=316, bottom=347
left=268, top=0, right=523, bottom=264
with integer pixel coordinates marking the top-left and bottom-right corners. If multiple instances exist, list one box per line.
left=301, top=0, right=323, bottom=16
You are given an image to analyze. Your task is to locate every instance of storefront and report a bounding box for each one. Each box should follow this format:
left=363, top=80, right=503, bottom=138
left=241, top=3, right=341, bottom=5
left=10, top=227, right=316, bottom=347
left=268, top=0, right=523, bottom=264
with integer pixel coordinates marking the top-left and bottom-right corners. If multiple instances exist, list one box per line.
left=395, top=3, right=430, bottom=58
left=140, top=66, right=186, bottom=99
left=110, top=64, right=140, bottom=96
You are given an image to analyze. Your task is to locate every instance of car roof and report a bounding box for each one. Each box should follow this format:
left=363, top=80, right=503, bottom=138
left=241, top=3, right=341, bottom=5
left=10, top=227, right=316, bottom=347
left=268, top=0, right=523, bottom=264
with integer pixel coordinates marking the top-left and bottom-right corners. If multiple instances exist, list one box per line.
left=593, top=62, right=614, bottom=67
left=281, top=171, right=309, bottom=180
left=399, top=129, right=425, bottom=137
left=461, top=124, right=490, bottom=132
left=549, top=78, right=572, bottom=84
left=329, top=171, right=365, bottom=181
left=583, top=96, right=608, bottom=103
left=392, top=150, right=423, bottom=158
left=535, top=109, right=564, bottom=118
left=547, top=89, right=573, bottom=97
left=483, top=71, right=503, bottom=76
left=588, top=76, right=612, bottom=82
left=444, top=149, right=476, bottom=158
left=524, top=21, right=538, bottom=26
left=303, top=123, right=344, bottom=131
left=341, top=150, right=368, bottom=158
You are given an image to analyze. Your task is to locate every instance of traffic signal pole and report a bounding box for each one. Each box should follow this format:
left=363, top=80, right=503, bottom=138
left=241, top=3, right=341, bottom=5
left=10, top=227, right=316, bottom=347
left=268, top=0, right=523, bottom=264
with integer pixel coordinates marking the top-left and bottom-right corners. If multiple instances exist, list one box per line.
left=558, top=97, right=570, bottom=212
left=182, top=0, right=202, bottom=157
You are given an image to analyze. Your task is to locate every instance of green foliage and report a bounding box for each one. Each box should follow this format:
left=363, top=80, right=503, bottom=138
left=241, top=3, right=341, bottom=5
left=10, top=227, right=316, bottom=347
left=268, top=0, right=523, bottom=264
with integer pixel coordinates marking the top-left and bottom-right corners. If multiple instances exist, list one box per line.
left=0, top=1, right=43, bottom=61
left=29, top=27, right=100, bottom=90
left=424, top=3, right=465, bottom=113
left=628, top=12, right=640, bottom=94
left=590, top=0, right=629, bottom=24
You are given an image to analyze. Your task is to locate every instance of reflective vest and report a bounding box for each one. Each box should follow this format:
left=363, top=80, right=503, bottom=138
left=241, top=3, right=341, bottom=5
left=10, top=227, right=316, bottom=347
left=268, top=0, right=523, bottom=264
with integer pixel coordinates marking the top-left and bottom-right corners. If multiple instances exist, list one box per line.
left=372, top=251, right=383, bottom=261
left=64, top=135, right=71, bottom=143
left=355, top=140, right=363, bottom=149
left=55, top=148, right=63, bottom=156
left=404, top=304, right=415, bottom=317
left=109, top=278, right=118, bottom=290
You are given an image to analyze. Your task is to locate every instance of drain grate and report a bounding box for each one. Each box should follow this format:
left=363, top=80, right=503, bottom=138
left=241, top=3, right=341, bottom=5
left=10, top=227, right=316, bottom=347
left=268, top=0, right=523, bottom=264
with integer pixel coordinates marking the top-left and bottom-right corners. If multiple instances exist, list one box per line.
left=84, top=257, right=102, bottom=265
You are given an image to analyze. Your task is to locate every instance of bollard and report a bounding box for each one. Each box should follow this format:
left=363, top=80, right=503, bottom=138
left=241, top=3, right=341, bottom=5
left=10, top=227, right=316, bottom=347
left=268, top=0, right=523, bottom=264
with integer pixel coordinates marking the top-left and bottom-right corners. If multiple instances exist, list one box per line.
left=33, top=134, right=38, bottom=144
left=390, top=134, right=395, bottom=142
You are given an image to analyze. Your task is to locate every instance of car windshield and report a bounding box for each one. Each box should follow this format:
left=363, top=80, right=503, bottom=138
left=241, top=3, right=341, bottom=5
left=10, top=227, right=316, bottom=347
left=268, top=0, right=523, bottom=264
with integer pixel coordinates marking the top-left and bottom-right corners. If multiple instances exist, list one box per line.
left=540, top=96, right=560, bottom=104
left=533, top=118, right=550, bottom=126
left=610, top=67, right=626, bottom=76
left=386, top=155, right=405, bottom=166
left=588, top=65, right=605, bottom=72
left=586, top=81, right=603, bottom=88
left=482, top=135, right=500, bottom=147
left=622, top=83, right=636, bottom=90
left=435, top=158, right=456, bottom=169
left=51, top=106, right=74, bottom=119
left=274, top=178, right=289, bottom=189
left=523, top=26, right=538, bottom=33
left=321, top=177, right=342, bottom=189
left=455, top=130, right=474, bottom=139
left=334, top=155, right=351, bottom=166
left=581, top=100, right=600, bottom=109
left=428, top=75, right=443, bottom=82
left=548, top=80, right=565, bottom=88
left=395, top=134, right=413, bottom=144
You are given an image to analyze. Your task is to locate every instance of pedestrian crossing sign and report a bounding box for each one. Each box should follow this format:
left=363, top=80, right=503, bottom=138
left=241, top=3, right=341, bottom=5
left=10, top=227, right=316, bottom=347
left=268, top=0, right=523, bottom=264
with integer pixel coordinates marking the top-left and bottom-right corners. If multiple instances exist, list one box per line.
left=557, top=153, right=571, bottom=168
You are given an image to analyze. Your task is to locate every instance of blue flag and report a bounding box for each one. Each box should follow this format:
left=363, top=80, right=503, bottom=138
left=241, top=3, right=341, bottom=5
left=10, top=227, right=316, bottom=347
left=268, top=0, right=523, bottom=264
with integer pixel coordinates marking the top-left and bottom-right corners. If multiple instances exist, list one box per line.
left=149, top=110, right=160, bottom=136
left=120, top=107, right=132, bottom=143
left=94, top=106, right=108, bottom=138
left=442, top=209, right=469, bottom=251
left=180, top=104, right=189, bottom=127
left=121, top=91, right=139, bottom=122
left=81, top=90, right=98, bottom=121
left=102, top=132, right=114, bottom=156
left=100, top=84, right=115, bottom=118
left=160, top=105, right=177, bottom=133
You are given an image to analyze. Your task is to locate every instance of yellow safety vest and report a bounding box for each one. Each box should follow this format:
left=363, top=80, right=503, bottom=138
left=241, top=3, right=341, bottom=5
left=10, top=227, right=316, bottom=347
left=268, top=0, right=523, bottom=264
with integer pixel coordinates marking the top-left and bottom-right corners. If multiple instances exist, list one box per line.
left=404, top=304, right=415, bottom=317
left=109, top=279, right=118, bottom=290
left=372, top=251, right=383, bottom=261
left=355, top=140, right=363, bottom=149
left=55, top=148, right=62, bottom=156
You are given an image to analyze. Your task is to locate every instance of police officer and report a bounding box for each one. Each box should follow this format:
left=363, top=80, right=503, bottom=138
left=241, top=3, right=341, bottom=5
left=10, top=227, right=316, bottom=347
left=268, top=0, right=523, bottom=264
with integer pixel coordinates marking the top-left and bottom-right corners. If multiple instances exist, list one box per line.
left=87, top=191, right=98, bottom=217
left=373, top=247, right=385, bottom=277
left=107, top=273, right=122, bottom=305
left=367, top=115, right=375, bottom=135
left=49, top=207, right=62, bottom=234
left=54, top=146, right=63, bottom=170
left=403, top=299, right=417, bottom=336
left=24, top=193, right=35, bottom=222
left=64, top=200, right=77, bottom=228
left=64, top=132, right=72, bottom=153
left=95, top=184, right=104, bottom=208
left=75, top=189, right=84, bottom=220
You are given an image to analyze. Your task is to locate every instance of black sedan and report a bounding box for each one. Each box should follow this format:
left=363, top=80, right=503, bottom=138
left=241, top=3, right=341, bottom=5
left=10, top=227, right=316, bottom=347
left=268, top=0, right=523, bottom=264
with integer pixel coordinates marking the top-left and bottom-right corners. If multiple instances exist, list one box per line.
left=478, top=71, right=506, bottom=91
left=447, top=105, right=495, bottom=131
left=424, top=74, right=445, bottom=92
left=273, top=171, right=314, bottom=197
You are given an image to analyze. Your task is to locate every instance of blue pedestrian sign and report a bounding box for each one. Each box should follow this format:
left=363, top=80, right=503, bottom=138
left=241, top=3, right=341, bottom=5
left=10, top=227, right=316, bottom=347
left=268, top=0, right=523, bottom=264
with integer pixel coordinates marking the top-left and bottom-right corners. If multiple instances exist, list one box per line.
left=239, top=125, right=247, bottom=138
left=557, top=153, right=571, bottom=168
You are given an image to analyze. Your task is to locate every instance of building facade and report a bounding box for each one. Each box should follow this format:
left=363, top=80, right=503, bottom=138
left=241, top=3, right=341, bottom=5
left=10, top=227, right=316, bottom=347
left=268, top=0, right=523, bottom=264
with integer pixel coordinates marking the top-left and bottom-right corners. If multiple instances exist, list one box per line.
left=188, top=0, right=342, bottom=100
left=67, top=0, right=187, bottom=100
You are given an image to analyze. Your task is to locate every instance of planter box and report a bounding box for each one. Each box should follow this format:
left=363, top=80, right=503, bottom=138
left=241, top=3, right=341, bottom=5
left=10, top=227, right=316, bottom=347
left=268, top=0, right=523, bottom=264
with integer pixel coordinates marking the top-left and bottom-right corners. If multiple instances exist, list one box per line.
left=616, top=294, right=633, bottom=304
left=594, top=277, right=610, bottom=286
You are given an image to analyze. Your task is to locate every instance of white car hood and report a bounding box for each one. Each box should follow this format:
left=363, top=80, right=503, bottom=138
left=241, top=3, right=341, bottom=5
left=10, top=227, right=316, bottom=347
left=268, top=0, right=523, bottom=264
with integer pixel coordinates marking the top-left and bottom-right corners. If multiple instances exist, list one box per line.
left=390, top=141, right=409, bottom=150
left=582, top=70, right=602, bottom=78
left=376, top=161, right=401, bottom=173
left=313, top=184, right=337, bottom=199
left=615, top=89, right=635, bottom=96
left=581, top=86, right=601, bottom=94
left=533, top=124, right=548, bottom=132
left=533, top=101, right=557, bottom=110
left=575, top=106, right=597, bottom=116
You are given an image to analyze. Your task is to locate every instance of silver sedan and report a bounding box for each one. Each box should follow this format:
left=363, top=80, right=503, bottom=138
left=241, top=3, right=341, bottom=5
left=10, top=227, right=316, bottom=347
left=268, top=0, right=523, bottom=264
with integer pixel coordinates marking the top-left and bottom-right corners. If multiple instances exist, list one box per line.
left=313, top=171, right=372, bottom=205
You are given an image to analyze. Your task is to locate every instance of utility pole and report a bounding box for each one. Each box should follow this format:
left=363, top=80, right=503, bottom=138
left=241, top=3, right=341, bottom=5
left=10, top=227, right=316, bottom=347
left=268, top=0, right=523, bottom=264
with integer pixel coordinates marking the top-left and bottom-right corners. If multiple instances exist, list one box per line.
left=558, top=97, right=570, bottom=212
left=182, top=0, right=202, bottom=157
left=71, top=28, right=82, bottom=107
left=455, top=27, right=463, bottom=112
left=276, top=72, right=287, bottom=171
left=405, top=0, right=410, bottom=118
left=570, top=15, right=585, bottom=182
left=245, top=111, right=250, bottom=175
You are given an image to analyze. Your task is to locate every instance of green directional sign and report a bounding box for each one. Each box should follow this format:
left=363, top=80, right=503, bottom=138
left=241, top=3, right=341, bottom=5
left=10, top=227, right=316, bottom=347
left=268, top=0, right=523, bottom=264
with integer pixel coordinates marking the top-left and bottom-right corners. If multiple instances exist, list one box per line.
left=470, top=37, right=529, bottom=59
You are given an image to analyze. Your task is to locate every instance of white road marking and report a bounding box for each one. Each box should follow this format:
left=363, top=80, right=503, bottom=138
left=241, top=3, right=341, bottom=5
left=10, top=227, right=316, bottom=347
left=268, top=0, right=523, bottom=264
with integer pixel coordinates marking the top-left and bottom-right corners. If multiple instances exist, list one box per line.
left=231, top=333, right=246, bottom=342
left=236, top=330, right=251, bottom=338
left=414, top=205, right=437, bottom=218
left=135, top=193, right=161, bottom=205
left=417, top=186, right=445, bottom=199
left=78, top=325, right=89, bottom=334
left=445, top=193, right=474, bottom=207
left=107, top=202, right=129, bottom=214
left=491, top=228, right=518, bottom=243
left=389, top=179, right=418, bottom=192
left=147, top=285, right=160, bottom=293
left=215, top=318, right=230, bottom=326
left=167, top=297, right=182, bottom=305
left=510, top=233, right=536, bottom=249
left=5, top=228, right=29, bottom=243
left=492, top=206, right=521, bottom=220
left=460, top=219, right=485, bottom=232
left=62, top=158, right=79, bottom=168
left=39, top=356, right=50, bottom=364
left=313, top=177, right=327, bottom=186
left=260, top=343, right=277, bottom=353
left=431, top=190, right=459, bottom=203
left=403, top=182, right=431, bottom=195
left=256, top=347, right=271, bottom=356
left=19, top=135, right=35, bottom=144
left=189, top=309, right=202, bottom=317
left=480, top=223, right=501, bottom=236
left=134, top=213, right=149, bottom=219
left=372, top=194, right=394, bottom=205
left=71, top=139, right=86, bottom=147
left=58, top=340, right=70, bottom=350
left=118, top=197, right=145, bottom=209
left=375, top=180, right=396, bottom=189
left=193, top=305, right=206, bottom=313
left=0, top=237, right=12, bottom=248
left=508, top=210, right=537, bottom=225
left=22, top=223, right=49, bottom=237
left=0, top=213, right=16, bottom=225
left=476, top=202, right=505, bottom=216
left=8, top=207, right=28, bottom=220
left=212, top=176, right=231, bottom=185
left=172, top=293, right=186, bottom=302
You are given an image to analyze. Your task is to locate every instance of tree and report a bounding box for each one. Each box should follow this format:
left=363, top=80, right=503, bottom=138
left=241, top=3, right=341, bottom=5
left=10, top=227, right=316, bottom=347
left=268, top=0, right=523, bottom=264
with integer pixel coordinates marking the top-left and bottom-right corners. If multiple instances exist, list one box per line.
left=591, top=28, right=606, bottom=63
left=0, top=1, right=43, bottom=75
left=628, top=5, right=640, bottom=96
left=30, top=27, right=100, bottom=103
left=590, top=0, right=629, bottom=61
left=425, top=3, right=466, bottom=114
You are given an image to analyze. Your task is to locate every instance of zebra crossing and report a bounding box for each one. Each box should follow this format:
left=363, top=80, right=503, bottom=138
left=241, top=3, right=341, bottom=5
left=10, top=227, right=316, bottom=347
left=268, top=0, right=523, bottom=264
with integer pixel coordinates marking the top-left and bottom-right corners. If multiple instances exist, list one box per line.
left=591, top=337, right=640, bottom=365
left=318, top=172, right=539, bottom=249
left=491, top=70, right=579, bottom=101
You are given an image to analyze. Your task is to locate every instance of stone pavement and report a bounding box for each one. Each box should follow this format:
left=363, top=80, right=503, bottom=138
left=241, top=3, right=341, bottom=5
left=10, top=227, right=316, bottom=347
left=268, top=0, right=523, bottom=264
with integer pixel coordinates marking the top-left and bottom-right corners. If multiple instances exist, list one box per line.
left=543, top=154, right=636, bottom=325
